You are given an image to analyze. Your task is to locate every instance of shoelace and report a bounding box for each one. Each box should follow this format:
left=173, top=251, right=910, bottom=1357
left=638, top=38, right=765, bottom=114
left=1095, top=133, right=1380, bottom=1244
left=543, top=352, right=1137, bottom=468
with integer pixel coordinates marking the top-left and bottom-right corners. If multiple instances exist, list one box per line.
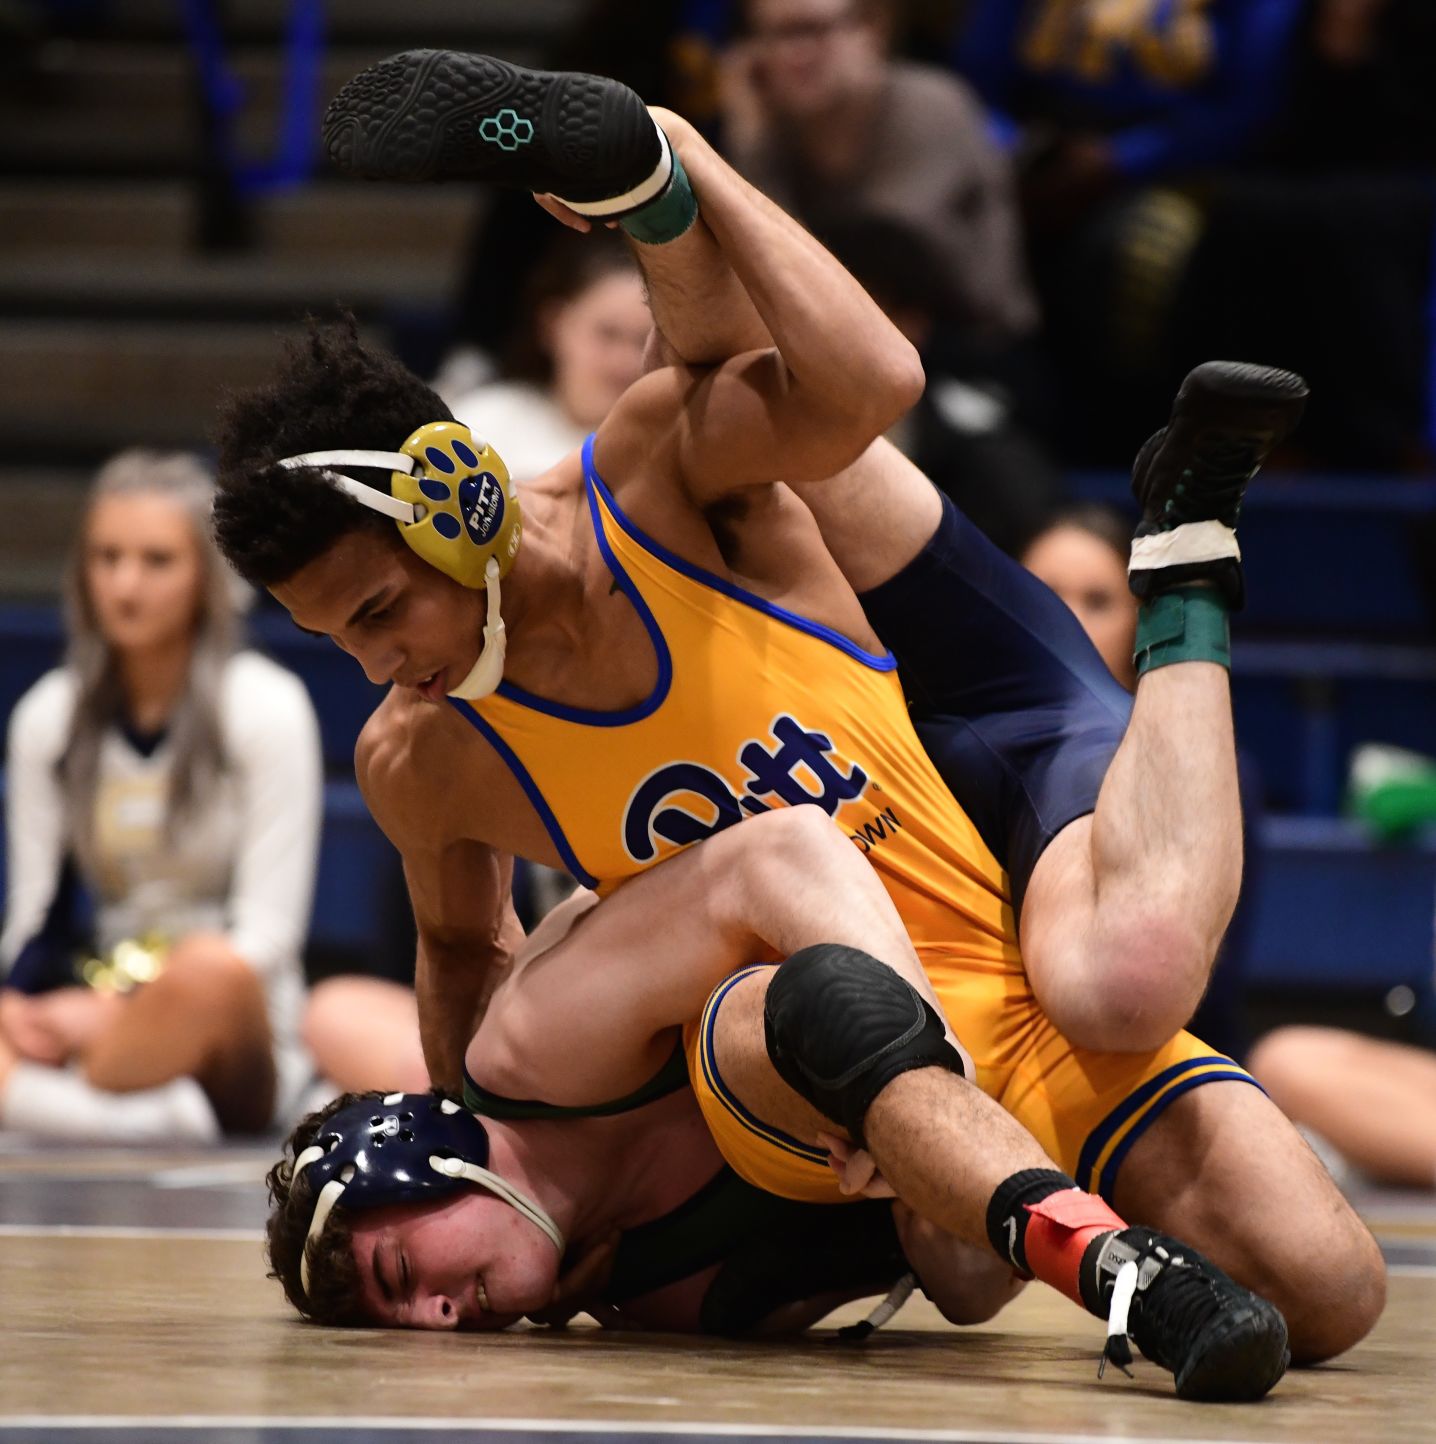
left=1129, top=1247, right=1236, bottom=1374
left=1099, top=1259, right=1139, bottom=1379
left=836, top=1272, right=916, bottom=1344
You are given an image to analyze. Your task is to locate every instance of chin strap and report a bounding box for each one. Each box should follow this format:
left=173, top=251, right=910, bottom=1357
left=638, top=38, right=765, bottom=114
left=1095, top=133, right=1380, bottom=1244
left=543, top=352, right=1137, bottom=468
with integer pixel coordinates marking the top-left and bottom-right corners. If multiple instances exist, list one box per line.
left=427, top=1155, right=564, bottom=1254
left=446, top=557, right=507, bottom=701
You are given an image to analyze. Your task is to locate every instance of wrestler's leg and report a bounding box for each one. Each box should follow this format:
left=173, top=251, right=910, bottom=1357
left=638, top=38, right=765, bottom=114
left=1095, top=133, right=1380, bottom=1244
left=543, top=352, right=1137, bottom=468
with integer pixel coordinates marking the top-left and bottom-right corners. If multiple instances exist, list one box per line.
left=1029, top=367, right=1309, bottom=1051
left=892, top=1204, right=1027, bottom=1326
left=1112, top=1081, right=1386, bottom=1364
left=710, top=968, right=1100, bottom=1257
left=1021, top=661, right=1241, bottom=1054
left=807, top=439, right=1241, bottom=1053
left=701, top=964, right=1291, bottom=1399
left=470, top=806, right=950, bottom=1094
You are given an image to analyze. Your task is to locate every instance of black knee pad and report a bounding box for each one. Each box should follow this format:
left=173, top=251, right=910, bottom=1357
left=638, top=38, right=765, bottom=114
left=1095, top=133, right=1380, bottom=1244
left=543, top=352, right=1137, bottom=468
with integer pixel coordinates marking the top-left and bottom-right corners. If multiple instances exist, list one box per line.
left=762, top=943, right=964, bottom=1147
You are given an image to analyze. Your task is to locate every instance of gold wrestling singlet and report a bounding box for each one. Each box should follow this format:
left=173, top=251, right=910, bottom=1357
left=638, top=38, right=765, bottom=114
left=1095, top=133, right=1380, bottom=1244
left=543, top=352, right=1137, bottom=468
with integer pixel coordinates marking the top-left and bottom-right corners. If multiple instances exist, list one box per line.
left=451, top=435, right=1021, bottom=976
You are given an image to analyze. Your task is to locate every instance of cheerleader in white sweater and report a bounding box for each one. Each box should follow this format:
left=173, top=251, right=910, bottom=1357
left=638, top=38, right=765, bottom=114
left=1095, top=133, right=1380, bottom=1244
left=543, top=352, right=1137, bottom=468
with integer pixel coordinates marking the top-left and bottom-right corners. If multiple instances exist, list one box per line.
left=0, top=451, right=321, bottom=1141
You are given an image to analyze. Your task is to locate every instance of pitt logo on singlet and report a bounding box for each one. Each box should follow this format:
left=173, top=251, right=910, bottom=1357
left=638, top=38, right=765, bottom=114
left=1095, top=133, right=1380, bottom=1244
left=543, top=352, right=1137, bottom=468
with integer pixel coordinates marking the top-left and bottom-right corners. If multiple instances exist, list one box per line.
left=622, top=713, right=868, bottom=863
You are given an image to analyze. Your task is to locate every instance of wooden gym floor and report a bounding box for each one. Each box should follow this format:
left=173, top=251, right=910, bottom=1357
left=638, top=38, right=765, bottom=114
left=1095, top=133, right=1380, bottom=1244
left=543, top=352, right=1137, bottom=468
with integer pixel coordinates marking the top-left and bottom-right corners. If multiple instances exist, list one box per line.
left=2, top=1137, right=1434, bottom=1444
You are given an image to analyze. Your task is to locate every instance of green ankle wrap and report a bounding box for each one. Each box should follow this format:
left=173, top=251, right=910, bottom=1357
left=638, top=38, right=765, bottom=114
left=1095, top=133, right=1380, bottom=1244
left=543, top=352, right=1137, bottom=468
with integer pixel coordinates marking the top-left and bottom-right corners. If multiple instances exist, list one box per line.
left=621, top=149, right=698, bottom=245
left=1134, top=587, right=1230, bottom=677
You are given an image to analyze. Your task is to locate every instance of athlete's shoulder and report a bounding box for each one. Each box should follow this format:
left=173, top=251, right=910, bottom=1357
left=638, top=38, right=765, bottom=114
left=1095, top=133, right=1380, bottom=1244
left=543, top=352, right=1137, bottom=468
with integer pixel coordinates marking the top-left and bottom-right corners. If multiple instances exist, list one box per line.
left=595, top=365, right=692, bottom=485
left=355, top=690, right=470, bottom=846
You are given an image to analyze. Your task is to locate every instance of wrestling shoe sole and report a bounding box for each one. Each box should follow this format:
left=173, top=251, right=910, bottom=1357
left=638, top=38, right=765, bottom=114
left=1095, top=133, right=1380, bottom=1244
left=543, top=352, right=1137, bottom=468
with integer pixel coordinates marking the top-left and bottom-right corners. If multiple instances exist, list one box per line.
left=1177, top=360, right=1310, bottom=412
left=1172, top=1297, right=1291, bottom=1402
left=323, top=49, right=663, bottom=206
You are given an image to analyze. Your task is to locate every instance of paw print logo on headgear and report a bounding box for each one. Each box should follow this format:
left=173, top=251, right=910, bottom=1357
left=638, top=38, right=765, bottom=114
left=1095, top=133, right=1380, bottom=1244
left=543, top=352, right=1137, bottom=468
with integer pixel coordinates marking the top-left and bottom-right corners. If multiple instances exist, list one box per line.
left=389, top=421, right=522, bottom=591
left=479, top=108, right=534, bottom=152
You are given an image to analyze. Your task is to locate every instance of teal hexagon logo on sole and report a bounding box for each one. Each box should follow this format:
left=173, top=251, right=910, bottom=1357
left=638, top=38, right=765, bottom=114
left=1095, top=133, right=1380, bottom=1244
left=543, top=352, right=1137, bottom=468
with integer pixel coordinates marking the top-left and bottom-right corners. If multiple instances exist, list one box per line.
left=479, top=109, right=535, bottom=152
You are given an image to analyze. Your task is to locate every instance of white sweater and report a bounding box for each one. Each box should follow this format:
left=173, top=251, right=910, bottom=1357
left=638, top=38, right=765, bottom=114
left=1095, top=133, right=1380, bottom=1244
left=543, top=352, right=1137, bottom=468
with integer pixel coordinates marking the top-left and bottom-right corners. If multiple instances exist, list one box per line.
left=0, top=650, right=322, bottom=1055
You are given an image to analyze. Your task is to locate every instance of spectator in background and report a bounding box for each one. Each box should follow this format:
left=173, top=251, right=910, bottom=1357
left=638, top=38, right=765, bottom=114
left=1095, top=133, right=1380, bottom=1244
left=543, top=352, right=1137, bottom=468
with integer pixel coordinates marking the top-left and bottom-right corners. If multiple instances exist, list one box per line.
left=720, top=0, right=1056, bottom=548
left=953, top=0, right=1306, bottom=226
left=1174, top=0, right=1436, bottom=471
left=445, top=231, right=649, bottom=481
left=1020, top=504, right=1252, bottom=1058
left=950, top=0, right=1309, bottom=464
left=724, top=0, right=1038, bottom=350
left=822, top=214, right=1061, bottom=554
left=1020, top=504, right=1136, bottom=688
left=0, top=451, right=321, bottom=1142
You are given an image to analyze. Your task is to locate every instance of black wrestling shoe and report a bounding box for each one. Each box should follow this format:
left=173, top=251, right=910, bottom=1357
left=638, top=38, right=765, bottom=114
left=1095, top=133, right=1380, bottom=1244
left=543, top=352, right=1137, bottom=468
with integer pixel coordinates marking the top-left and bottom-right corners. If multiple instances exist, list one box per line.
left=1084, top=1227, right=1291, bottom=1402
left=322, top=49, right=669, bottom=215
left=1128, top=361, right=1308, bottom=609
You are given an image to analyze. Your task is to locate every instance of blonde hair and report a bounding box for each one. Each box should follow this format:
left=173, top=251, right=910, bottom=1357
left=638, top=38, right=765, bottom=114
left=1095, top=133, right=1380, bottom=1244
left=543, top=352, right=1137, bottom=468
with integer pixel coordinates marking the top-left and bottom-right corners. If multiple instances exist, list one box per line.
left=59, top=450, right=239, bottom=873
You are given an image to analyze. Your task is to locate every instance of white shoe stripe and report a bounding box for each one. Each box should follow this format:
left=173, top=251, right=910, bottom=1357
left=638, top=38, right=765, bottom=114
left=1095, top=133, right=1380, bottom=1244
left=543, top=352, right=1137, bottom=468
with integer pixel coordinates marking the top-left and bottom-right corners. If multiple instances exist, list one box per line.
left=1129, top=519, right=1241, bottom=572
left=556, top=124, right=673, bottom=217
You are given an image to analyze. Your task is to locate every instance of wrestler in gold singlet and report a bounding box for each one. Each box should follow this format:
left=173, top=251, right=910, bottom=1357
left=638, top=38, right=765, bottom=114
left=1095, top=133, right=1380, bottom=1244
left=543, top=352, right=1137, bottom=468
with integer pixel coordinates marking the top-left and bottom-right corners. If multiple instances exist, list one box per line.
left=452, top=438, right=1258, bottom=1201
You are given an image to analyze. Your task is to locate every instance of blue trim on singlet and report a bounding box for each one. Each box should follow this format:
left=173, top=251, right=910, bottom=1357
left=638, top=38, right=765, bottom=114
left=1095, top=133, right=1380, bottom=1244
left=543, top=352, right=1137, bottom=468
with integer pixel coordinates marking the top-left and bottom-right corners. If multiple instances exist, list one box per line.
left=701, top=966, right=829, bottom=1167
left=446, top=700, right=599, bottom=889
left=1095, top=1073, right=1265, bottom=1203
left=1075, top=1055, right=1262, bottom=1200
left=581, top=434, right=897, bottom=673
left=492, top=448, right=674, bottom=726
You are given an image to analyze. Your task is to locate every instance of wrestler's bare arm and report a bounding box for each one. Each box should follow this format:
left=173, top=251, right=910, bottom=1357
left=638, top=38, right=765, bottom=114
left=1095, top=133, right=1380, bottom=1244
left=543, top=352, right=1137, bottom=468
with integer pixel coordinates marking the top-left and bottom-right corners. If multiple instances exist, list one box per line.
left=789, top=439, right=945, bottom=593
left=469, top=807, right=936, bottom=1107
left=584, top=115, right=936, bottom=583
left=592, top=113, right=922, bottom=505
left=623, top=108, right=768, bottom=368
left=355, top=706, right=521, bottom=1092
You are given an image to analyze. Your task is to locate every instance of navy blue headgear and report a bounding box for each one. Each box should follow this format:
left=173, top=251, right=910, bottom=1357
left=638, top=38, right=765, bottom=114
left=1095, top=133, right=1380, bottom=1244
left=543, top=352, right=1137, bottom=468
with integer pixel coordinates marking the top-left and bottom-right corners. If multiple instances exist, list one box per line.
left=292, top=1092, right=563, bottom=1299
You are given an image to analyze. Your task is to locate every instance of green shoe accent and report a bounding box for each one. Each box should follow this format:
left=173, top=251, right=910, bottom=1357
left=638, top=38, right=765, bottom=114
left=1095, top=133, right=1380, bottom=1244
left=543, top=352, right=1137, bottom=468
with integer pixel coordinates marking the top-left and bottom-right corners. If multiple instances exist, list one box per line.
left=1134, top=587, right=1230, bottom=677
left=622, top=148, right=697, bottom=245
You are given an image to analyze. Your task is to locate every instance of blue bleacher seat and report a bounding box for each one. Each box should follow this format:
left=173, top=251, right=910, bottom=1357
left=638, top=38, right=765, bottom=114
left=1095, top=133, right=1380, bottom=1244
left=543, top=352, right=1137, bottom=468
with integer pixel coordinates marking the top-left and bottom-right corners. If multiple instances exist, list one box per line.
left=1247, top=817, right=1436, bottom=991
left=1069, top=472, right=1436, bottom=638
left=1233, top=641, right=1436, bottom=814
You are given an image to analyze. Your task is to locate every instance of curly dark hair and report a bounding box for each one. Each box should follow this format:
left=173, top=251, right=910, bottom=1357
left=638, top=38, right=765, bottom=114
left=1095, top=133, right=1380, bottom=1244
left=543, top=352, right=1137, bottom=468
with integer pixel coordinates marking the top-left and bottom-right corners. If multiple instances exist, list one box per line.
left=212, top=314, right=451, bottom=588
left=265, top=1089, right=375, bottom=1326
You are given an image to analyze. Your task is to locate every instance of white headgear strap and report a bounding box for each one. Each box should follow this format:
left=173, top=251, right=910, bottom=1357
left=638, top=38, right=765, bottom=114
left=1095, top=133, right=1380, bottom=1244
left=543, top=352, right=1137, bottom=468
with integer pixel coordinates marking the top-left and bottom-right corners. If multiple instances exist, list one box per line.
left=446, top=557, right=506, bottom=700
left=277, top=450, right=420, bottom=523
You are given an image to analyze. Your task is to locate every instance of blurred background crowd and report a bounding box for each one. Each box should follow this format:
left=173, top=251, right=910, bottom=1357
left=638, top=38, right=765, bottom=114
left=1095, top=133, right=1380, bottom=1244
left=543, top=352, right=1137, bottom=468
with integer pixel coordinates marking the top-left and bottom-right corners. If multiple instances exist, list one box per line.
left=0, top=0, right=1433, bottom=1184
